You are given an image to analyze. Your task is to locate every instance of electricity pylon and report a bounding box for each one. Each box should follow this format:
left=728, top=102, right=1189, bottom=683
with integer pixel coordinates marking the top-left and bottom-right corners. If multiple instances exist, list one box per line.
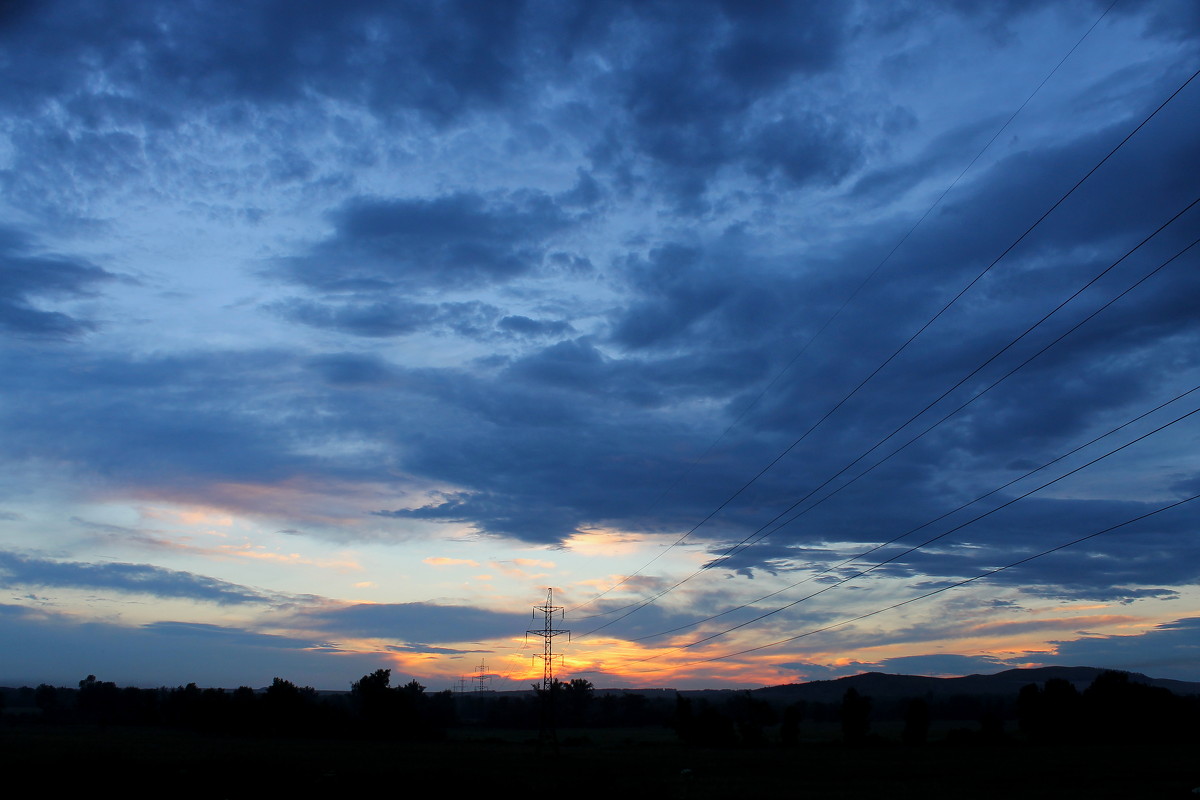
left=527, top=587, right=569, bottom=748
left=473, top=660, right=491, bottom=693
left=527, top=587, right=570, bottom=690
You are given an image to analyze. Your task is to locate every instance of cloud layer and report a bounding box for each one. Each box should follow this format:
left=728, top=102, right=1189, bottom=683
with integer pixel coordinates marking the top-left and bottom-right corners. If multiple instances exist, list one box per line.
left=0, top=0, right=1197, bottom=688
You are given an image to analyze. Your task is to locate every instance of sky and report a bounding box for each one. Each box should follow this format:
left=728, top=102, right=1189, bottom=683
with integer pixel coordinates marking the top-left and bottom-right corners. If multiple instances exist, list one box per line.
left=0, top=0, right=1198, bottom=692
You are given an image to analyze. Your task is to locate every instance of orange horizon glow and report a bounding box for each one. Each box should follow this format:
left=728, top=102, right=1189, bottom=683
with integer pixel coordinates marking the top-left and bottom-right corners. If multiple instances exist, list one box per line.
left=346, top=606, right=1174, bottom=689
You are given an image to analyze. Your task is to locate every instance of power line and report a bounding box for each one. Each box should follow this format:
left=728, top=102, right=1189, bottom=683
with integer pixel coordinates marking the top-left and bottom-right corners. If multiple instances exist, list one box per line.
left=625, top=380, right=1200, bottom=645
left=708, top=225, right=1200, bottom=572
left=628, top=395, right=1200, bottom=662
left=622, top=491, right=1200, bottom=674
left=577, top=204, right=1200, bottom=637
left=564, top=1, right=1121, bottom=614
left=572, top=62, right=1200, bottom=625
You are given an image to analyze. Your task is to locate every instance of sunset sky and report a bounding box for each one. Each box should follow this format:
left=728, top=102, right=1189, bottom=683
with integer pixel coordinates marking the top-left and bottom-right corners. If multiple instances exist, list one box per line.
left=1, top=0, right=1198, bottom=692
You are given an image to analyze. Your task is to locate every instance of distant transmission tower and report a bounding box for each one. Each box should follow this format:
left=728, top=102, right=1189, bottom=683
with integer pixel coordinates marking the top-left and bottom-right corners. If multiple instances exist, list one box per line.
left=527, top=588, right=570, bottom=690
left=527, top=587, right=570, bottom=748
left=473, top=660, right=492, bottom=693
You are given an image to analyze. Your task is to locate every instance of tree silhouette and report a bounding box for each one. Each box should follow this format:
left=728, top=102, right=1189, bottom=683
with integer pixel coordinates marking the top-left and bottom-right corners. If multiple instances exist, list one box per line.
left=34, top=683, right=60, bottom=719
left=729, top=691, right=776, bottom=746
left=840, top=687, right=871, bottom=745
left=561, top=678, right=594, bottom=725
left=263, top=677, right=314, bottom=734
left=902, top=698, right=929, bottom=745
left=352, top=669, right=399, bottom=735
left=779, top=701, right=804, bottom=746
left=77, top=674, right=121, bottom=724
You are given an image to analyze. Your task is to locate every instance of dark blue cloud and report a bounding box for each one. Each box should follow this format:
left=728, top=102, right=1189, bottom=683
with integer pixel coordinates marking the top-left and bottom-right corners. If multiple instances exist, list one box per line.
left=588, top=1, right=854, bottom=206
left=1048, top=616, right=1200, bottom=681
left=779, top=652, right=1012, bottom=679
left=0, top=605, right=393, bottom=688
left=865, top=653, right=1011, bottom=676
left=274, top=298, right=443, bottom=338
left=0, top=228, right=114, bottom=338
left=386, top=643, right=491, bottom=655
left=497, top=315, right=575, bottom=339
left=0, top=550, right=272, bottom=605
left=277, top=191, right=572, bottom=292
left=0, top=0, right=1194, bottom=579
left=142, top=621, right=321, bottom=649
left=299, top=602, right=525, bottom=644
left=0, top=349, right=348, bottom=490
left=376, top=491, right=592, bottom=544
left=306, top=353, right=396, bottom=387
left=0, top=0, right=528, bottom=121
left=275, top=298, right=515, bottom=340
left=0, top=0, right=853, bottom=214
left=848, top=492, right=1200, bottom=603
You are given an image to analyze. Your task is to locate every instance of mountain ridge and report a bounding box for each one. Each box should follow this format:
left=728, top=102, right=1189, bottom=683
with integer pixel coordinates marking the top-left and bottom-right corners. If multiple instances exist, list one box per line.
left=746, top=665, right=1200, bottom=702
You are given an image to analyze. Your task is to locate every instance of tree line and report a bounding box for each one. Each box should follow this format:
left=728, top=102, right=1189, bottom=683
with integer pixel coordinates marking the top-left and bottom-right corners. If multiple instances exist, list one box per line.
left=1, top=669, right=1195, bottom=747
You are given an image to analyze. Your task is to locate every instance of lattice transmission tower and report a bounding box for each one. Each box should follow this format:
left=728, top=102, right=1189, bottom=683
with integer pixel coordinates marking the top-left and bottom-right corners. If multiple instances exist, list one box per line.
left=473, top=660, right=492, bottom=693
left=526, top=587, right=570, bottom=748
left=527, top=587, right=570, bottom=690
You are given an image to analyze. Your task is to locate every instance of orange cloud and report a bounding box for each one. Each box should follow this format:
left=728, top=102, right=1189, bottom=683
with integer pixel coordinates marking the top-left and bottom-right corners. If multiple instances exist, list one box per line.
left=423, top=557, right=481, bottom=567
left=88, top=528, right=363, bottom=572
left=217, top=545, right=363, bottom=572
left=964, top=614, right=1140, bottom=637
left=512, top=558, right=555, bottom=568
left=562, top=529, right=645, bottom=557
left=488, top=559, right=553, bottom=580
left=127, top=479, right=391, bottom=527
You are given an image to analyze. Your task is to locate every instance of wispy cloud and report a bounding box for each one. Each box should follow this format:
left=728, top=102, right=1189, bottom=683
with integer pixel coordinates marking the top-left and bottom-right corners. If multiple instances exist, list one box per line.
left=423, top=557, right=480, bottom=567
left=0, top=550, right=271, bottom=605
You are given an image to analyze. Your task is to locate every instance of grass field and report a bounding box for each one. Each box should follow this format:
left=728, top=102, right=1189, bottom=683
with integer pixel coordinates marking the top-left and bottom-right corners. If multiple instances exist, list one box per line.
left=1, top=722, right=1196, bottom=798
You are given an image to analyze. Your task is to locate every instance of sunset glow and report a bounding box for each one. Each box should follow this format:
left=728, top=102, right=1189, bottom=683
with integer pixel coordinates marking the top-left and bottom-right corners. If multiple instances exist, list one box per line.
left=0, top=1, right=1197, bottom=693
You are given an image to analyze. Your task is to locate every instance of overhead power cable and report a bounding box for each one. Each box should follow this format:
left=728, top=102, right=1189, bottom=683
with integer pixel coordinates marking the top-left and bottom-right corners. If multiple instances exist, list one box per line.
left=627, top=396, right=1200, bottom=662
left=624, top=380, right=1200, bottom=645
left=572, top=62, right=1200, bottom=623
left=577, top=199, right=1200, bottom=637
left=622, top=490, right=1200, bottom=674
left=709, top=224, right=1200, bottom=571
left=565, top=1, right=1121, bottom=614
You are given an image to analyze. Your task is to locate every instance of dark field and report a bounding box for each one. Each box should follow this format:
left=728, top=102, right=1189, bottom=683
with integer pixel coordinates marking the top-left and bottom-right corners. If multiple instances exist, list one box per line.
left=2, top=723, right=1196, bottom=799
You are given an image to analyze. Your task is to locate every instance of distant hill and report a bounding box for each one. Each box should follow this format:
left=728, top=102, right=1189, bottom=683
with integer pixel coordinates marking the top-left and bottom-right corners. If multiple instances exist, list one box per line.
left=749, top=666, right=1200, bottom=703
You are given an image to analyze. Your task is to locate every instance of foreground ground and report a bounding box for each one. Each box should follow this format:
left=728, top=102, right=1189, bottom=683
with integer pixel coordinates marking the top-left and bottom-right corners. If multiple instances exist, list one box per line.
left=1, top=723, right=1195, bottom=799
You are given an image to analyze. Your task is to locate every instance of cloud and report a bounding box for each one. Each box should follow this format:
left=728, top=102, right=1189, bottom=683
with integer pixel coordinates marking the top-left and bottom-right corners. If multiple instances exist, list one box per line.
left=873, top=495, right=1200, bottom=601
left=276, top=191, right=573, bottom=293
left=511, top=558, right=555, bottom=569
left=0, top=1, right=528, bottom=120
left=780, top=652, right=1013, bottom=680
left=277, top=298, right=508, bottom=340
left=585, top=1, right=854, bottom=206
left=1046, top=616, right=1200, bottom=681
left=305, top=352, right=395, bottom=387
left=0, top=605, right=391, bottom=688
left=0, top=550, right=276, bottom=605
left=298, top=601, right=525, bottom=644
left=274, top=298, right=443, bottom=338
left=385, top=642, right=490, bottom=655
left=141, top=621, right=321, bottom=650
left=497, top=315, right=574, bottom=339
left=860, top=652, right=1012, bottom=677
left=423, top=557, right=480, bottom=567
left=0, top=227, right=115, bottom=337
left=0, top=0, right=1196, bottom=689
left=0, top=348, right=337, bottom=490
